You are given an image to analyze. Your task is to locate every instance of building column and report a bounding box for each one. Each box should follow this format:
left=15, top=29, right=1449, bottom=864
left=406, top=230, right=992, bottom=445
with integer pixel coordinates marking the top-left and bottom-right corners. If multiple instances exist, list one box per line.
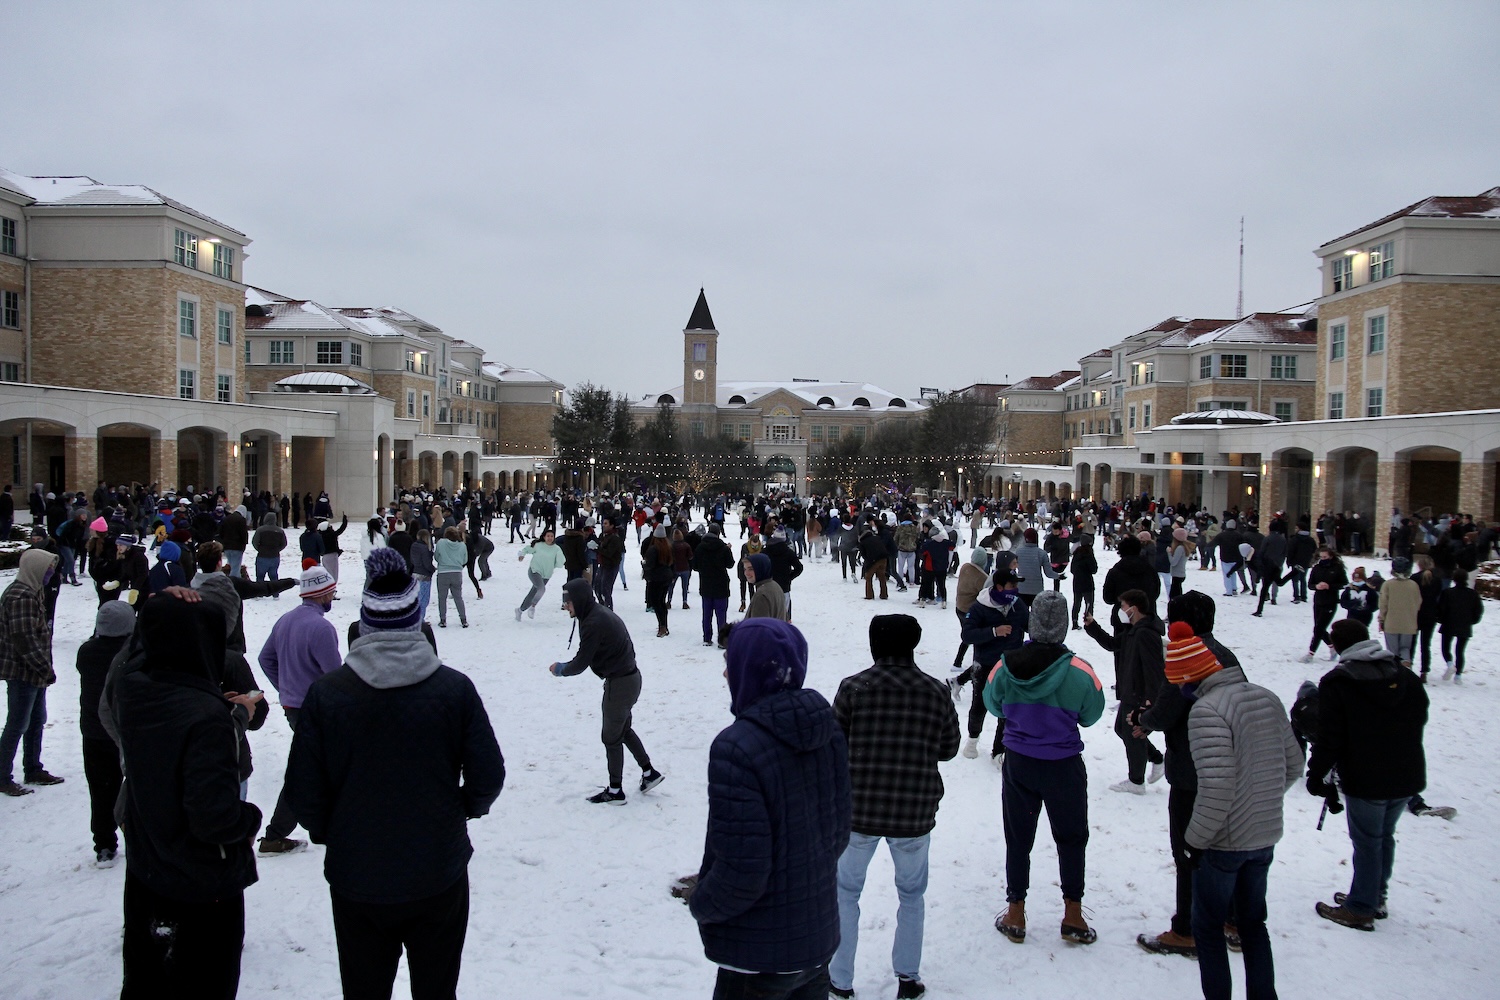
left=1112, top=470, right=1128, bottom=503
left=1258, top=461, right=1277, bottom=527
left=218, top=440, right=239, bottom=504
left=1371, top=459, right=1408, bottom=556
left=1457, top=461, right=1495, bottom=521
left=150, top=437, right=178, bottom=492
left=64, top=434, right=98, bottom=498
left=1311, top=455, right=1336, bottom=519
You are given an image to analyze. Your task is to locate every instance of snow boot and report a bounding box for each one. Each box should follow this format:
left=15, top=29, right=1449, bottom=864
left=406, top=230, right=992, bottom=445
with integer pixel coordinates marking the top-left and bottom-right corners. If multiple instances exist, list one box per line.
left=1137, top=930, right=1196, bottom=957
left=1223, top=923, right=1242, bottom=952
left=258, top=837, right=307, bottom=856
left=1061, top=899, right=1097, bottom=944
left=995, top=902, right=1026, bottom=942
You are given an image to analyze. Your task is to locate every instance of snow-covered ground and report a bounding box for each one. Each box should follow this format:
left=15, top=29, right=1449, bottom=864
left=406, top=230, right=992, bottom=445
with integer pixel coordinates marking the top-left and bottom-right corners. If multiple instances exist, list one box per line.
left=2, top=523, right=1497, bottom=999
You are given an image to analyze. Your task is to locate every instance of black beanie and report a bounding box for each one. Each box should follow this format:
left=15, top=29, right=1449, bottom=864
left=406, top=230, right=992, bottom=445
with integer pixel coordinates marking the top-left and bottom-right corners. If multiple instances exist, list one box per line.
left=870, top=614, right=922, bottom=660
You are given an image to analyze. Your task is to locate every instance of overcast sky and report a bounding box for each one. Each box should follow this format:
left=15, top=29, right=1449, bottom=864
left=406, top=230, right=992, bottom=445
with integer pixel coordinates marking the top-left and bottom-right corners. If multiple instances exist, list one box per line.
left=8, top=2, right=1498, bottom=397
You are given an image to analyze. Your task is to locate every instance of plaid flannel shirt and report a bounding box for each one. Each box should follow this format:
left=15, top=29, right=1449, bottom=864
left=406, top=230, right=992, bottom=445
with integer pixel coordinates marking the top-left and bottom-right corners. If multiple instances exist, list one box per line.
left=0, top=583, right=55, bottom=687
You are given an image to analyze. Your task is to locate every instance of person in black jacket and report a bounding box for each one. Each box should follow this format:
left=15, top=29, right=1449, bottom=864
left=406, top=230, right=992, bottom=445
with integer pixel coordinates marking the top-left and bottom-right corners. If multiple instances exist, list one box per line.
left=1215, top=520, right=1244, bottom=596
left=1068, top=537, right=1097, bottom=630
left=1300, top=546, right=1349, bottom=662
left=285, top=550, right=504, bottom=999
left=111, top=594, right=263, bottom=999
left=858, top=523, right=890, bottom=601
left=1100, top=536, right=1160, bottom=611
left=1251, top=520, right=1289, bottom=616
left=76, top=601, right=136, bottom=866
left=692, top=523, right=736, bottom=647
left=765, top=529, right=805, bottom=620
left=1084, top=588, right=1165, bottom=793
left=1436, top=569, right=1484, bottom=682
left=1282, top=520, right=1317, bottom=604
left=550, top=577, right=662, bottom=803
left=1308, top=619, right=1429, bottom=930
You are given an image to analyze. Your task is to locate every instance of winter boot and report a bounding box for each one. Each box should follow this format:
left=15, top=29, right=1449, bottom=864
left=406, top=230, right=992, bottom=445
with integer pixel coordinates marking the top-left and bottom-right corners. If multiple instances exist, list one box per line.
left=1061, top=899, right=1097, bottom=944
left=1137, top=930, right=1196, bottom=957
left=1334, top=892, right=1387, bottom=920
left=258, top=837, right=307, bottom=856
left=995, top=901, right=1026, bottom=942
left=896, top=977, right=926, bottom=999
left=961, top=737, right=979, bottom=759
left=1316, top=901, right=1374, bottom=931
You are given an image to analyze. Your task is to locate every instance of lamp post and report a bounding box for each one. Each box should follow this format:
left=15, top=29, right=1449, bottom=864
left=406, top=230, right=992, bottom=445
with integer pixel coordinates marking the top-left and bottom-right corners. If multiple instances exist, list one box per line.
left=957, top=466, right=964, bottom=504
left=589, top=455, right=596, bottom=495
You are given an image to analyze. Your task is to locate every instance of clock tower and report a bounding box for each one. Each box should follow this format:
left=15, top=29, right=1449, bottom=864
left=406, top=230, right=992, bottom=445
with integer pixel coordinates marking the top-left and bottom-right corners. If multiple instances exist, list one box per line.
left=682, top=289, right=719, bottom=437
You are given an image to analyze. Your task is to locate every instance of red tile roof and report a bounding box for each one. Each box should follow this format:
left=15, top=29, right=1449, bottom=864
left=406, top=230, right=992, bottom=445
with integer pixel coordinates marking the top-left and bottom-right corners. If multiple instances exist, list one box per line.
left=1322, top=186, right=1500, bottom=247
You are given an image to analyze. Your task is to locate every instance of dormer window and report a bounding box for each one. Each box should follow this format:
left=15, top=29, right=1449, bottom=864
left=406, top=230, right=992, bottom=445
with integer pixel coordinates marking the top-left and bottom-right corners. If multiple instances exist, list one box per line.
left=817, top=396, right=835, bottom=408
left=728, top=394, right=747, bottom=406
left=852, top=397, right=871, bottom=408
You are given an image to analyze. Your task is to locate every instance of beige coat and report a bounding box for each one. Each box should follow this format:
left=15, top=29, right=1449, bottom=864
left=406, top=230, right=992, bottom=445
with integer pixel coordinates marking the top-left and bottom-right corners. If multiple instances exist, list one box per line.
left=1378, top=577, right=1422, bottom=635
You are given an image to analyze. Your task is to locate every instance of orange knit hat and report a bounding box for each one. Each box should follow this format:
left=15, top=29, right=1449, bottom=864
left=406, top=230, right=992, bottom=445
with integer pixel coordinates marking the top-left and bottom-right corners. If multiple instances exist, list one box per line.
left=1165, top=620, right=1222, bottom=685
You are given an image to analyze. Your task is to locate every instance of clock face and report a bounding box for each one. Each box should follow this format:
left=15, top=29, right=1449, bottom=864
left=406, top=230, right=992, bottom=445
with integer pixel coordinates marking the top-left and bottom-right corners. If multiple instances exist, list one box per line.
left=693, top=368, right=706, bottom=381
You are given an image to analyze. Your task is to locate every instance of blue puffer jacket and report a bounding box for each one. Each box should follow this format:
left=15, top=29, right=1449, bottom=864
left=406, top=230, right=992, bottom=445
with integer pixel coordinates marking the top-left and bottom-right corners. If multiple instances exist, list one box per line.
left=690, top=687, right=852, bottom=973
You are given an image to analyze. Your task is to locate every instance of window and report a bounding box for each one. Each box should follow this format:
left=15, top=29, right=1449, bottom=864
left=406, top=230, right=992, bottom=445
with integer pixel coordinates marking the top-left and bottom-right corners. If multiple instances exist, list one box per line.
left=349, top=342, right=363, bottom=367
left=1218, top=354, right=1247, bottom=378
left=440, top=375, right=447, bottom=390
left=1131, top=362, right=1154, bottom=385
left=1269, top=354, right=1297, bottom=379
left=1199, top=355, right=1212, bottom=380
left=217, top=307, right=233, bottom=345
left=1113, top=418, right=1122, bottom=435
left=268, top=340, right=294, bottom=364
left=692, top=342, right=707, bottom=362
left=244, top=340, right=251, bottom=365
left=690, top=420, right=705, bottom=439
left=810, top=426, right=823, bottom=442
left=178, top=369, right=195, bottom=399
left=212, top=243, right=234, bottom=279
left=1329, top=323, right=1346, bottom=361
left=1328, top=392, right=1344, bottom=420
left=1367, top=315, right=1385, bottom=354
left=852, top=426, right=866, bottom=443
left=1366, top=387, right=1384, bottom=417
left=316, top=341, right=343, bottom=365
left=1, top=362, right=19, bottom=381
left=178, top=299, right=197, bottom=338
left=738, top=422, right=751, bottom=441
left=1368, top=241, right=1394, bottom=282
left=216, top=374, right=232, bottom=402
left=1332, top=255, right=1353, bottom=292
left=422, top=394, right=430, bottom=418
left=174, top=229, right=198, bottom=268
left=1, top=290, right=18, bottom=328
left=825, top=425, right=839, bottom=443
left=1128, top=405, right=1136, bottom=429
left=438, top=405, right=449, bottom=423
left=406, top=391, right=415, bottom=417
left=0, top=218, right=14, bottom=256
left=1143, top=403, right=1152, bottom=428
left=1274, top=401, right=1294, bottom=422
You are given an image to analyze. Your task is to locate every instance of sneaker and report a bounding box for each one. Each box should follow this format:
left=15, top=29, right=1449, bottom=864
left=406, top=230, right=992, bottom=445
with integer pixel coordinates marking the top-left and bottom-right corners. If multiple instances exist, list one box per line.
left=639, top=769, right=665, bottom=793
left=1418, top=805, right=1458, bottom=819
left=1333, top=892, right=1387, bottom=919
left=515, top=608, right=524, bottom=621
left=829, top=986, right=855, bottom=1000
left=1315, top=901, right=1374, bottom=931
left=1454, top=674, right=1464, bottom=685
left=1442, top=664, right=1455, bottom=681
left=1298, top=652, right=1315, bottom=663
left=1137, top=930, right=1196, bottom=957
left=1148, top=761, right=1165, bottom=784
left=896, top=978, right=926, bottom=999
left=1109, top=779, right=1148, bottom=795
left=587, top=788, right=626, bottom=805
left=257, top=837, right=307, bottom=856
left=0, top=781, right=34, bottom=797
left=24, top=770, right=64, bottom=786
left=94, top=848, right=118, bottom=869
left=461, top=620, right=469, bottom=628
left=527, top=607, right=536, bottom=619
left=439, top=621, right=447, bottom=628
left=961, top=736, right=979, bottom=759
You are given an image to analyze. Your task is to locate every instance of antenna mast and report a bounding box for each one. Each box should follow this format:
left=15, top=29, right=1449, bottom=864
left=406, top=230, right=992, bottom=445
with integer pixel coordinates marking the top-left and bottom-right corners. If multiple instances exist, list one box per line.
left=1237, top=216, right=1245, bottom=319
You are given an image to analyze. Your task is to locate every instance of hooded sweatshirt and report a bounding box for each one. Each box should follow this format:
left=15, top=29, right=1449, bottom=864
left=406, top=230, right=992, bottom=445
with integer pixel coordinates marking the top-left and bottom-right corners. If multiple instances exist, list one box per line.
left=557, top=578, right=638, bottom=679
left=1306, top=639, right=1427, bottom=800
left=745, top=553, right=787, bottom=621
left=251, top=512, right=287, bottom=559
left=0, top=549, right=57, bottom=687
left=983, top=640, right=1105, bottom=759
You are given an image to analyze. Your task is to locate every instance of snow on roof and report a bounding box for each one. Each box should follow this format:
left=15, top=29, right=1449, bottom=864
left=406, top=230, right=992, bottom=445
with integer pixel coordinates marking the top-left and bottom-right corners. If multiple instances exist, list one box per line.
left=336, top=306, right=442, bottom=332
left=1322, top=186, right=1500, bottom=247
left=481, top=362, right=560, bottom=385
left=638, top=379, right=927, bottom=411
left=245, top=297, right=360, bottom=333
left=1002, top=370, right=1081, bottom=393
left=273, top=371, right=375, bottom=393
left=1169, top=409, right=1280, bottom=426
left=0, top=167, right=245, bottom=236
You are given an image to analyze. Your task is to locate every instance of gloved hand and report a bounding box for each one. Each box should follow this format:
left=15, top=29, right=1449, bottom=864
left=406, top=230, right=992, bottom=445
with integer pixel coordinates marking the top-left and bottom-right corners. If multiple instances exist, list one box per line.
left=1306, top=775, right=1335, bottom=800
left=274, top=578, right=298, bottom=593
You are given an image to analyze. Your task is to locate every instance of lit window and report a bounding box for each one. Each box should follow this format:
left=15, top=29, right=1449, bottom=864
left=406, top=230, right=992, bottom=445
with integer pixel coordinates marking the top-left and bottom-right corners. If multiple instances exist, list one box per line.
left=179, top=299, right=197, bottom=338
left=217, top=307, right=233, bottom=345
left=1329, top=323, right=1346, bottom=361
left=1, top=290, right=18, bottom=328
left=1367, top=315, right=1385, bottom=354
left=1274, top=401, right=1293, bottom=422
left=349, top=342, right=363, bottom=367
left=0, top=218, right=15, bottom=256
left=174, top=229, right=198, bottom=268
left=212, top=243, right=234, bottom=279
left=316, top=341, right=343, bottom=365
left=269, top=340, right=294, bottom=364
left=1328, top=392, right=1344, bottom=419
left=179, top=369, right=196, bottom=399
left=1368, top=241, right=1394, bottom=282
left=1366, top=387, right=1383, bottom=417
left=1332, top=256, right=1353, bottom=291
left=217, top=374, right=232, bottom=402
left=1218, top=354, right=1247, bottom=378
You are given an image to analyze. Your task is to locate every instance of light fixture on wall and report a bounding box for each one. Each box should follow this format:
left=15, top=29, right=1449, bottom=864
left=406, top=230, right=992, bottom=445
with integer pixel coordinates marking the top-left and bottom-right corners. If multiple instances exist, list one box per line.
left=1313, top=463, right=1321, bottom=479
left=1261, top=463, right=1267, bottom=476
left=231, top=443, right=239, bottom=459
left=285, top=444, right=291, bottom=459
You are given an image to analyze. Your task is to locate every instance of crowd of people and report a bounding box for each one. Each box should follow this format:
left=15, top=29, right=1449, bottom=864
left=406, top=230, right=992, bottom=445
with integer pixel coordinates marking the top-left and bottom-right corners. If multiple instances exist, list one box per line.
left=0, top=475, right=1491, bottom=998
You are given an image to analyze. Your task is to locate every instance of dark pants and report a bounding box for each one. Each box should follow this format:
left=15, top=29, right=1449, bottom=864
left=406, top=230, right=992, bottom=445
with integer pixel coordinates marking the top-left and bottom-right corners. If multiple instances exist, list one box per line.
left=1001, top=751, right=1088, bottom=902
left=1253, top=569, right=1281, bottom=614
left=121, top=870, right=244, bottom=1000
left=1115, top=703, right=1162, bottom=784
left=966, top=665, right=1004, bottom=754
left=1418, top=621, right=1436, bottom=673
left=1070, top=583, right=1095, bottom=626
left=1344, top=795, right=1408, bottom=917
left=646, top=580, right=671, bottom=632
left=701, top=596, right=729, bottom=643
left=264, top=707, right=301, bottom=840
left=82, top=736, right=122, bottom=852
left=713, top=964, right=830, bottom=1000
left=1, top=679, right=47, bottom=783
left=1283, top=566, right=1307, bottom=602
left=1442, top=633, right=1470, bottom=673
left=1167, top=783, right=1196, bottom=937
left=952, top=607, right=971, bottom=668
left=670, top=570, right=692, bottom=606
left=594, top=563, right=618, bottom=610
left=330, top=872, right=470, bottom=1000
left=601, top=670, right=651, bottom=789
left=1193, top=847, right=1277, bottom=1000
left=1309, top=604, right=1337, bottom=654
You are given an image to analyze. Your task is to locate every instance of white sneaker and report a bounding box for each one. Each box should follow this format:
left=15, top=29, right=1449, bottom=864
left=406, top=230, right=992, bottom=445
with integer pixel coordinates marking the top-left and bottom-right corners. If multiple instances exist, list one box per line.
left=992, top=752, right=1005, bottom=771
left=1148, top=761, right=1165, bottom=784
left=527, top=606, right=536, bottom=619
left=514, top=608, right=523, bottom=622
left=1453, top=674, right=1464, bottom=686
left=961, top=737, right=979, bottom=759
left=1328, top=648, right=1339, bottom=661
left=1110, top=780, right=1148, bottom=795
left=1442, top=663, right=1455, bottom=682
left=1298, top=652, right=1315, bottom=664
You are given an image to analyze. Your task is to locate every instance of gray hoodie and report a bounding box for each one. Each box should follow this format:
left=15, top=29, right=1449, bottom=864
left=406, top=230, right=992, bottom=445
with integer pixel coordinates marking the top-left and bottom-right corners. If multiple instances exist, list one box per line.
left=345, top=631, right=442, bottom=689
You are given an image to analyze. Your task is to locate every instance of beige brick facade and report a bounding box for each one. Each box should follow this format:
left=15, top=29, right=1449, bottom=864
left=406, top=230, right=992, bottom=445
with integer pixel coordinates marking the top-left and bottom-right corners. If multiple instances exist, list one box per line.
left=498, top=401, right=557, bottom=455
left=998, top=410, right=1066, bottom=464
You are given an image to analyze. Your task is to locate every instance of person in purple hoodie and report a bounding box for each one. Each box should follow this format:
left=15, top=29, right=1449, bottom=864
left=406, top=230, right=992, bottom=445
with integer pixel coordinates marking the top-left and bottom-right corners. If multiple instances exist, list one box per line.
left=256, top=564, right=341, bottom=855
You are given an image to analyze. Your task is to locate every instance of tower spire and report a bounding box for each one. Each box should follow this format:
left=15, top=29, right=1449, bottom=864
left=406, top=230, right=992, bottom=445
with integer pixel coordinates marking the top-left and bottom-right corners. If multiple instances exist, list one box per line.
left=685, top=288, right=716, bottom=331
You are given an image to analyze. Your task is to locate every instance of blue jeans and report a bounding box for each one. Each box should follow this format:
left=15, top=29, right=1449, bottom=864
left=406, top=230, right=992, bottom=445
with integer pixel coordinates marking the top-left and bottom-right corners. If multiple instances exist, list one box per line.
left=831, top=833, right=929, bottom=990
left=225, top=550, right=244, bottom=577
left=255, top=555, right=279, bottom=584
left=58, top=545, right=77, bottom=583
left=1193, top=846, right=1277, bottom=1000
left=1, top=680, right=48, bottom=783
left=1220, top=561, right=1240, bottom=595
left=713, top=964, right=829, bottom=1000
left=1344, top=796, right=1408, bottom=917
left=418, top=578, right=432, bottom=620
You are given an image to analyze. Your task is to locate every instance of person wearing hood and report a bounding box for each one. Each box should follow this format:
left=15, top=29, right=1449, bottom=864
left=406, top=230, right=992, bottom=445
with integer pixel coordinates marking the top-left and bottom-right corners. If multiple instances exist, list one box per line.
left=285, top=548, right=504, bottom=999
left=251, top=511, right=287, bottom=585
left=983, top=591, right=1105, bottom=947
left=191, top=543, right=271, bottom=801
left=76, top=601, right=137, bottom=861
left=1176, top=619, right=1303, bottom=1000
left=300, top=517, right=326, bottom=568
left=1068, top=535, right=1098, bottom=630
left=916, top=525, right=953, bottom=608
left=744, top=553, right=787, bottom=622
left=1307, top=618, right=1428, bottom=931
left=858, top=522, right=891, bottom=601
left=548, top=577, right=662, bottom=804
left=737, top=534, right=764, bottom=612
left=256, top=565, right=342, bottom=855
left=952, top=547, right=993, bottom=670
left=684, top=618, right=851, bottom=999
left=145, top=539, right=186, bottom=598
left=317, top=512, right=349, bottom=582
left=1215, top=519, right=1244, bottom=596
left=959, top=565, right=1029, bottom=762
left=829, top=616, right=960, bottom=999
left=1435, top=568, right=1484, bottom=682
left=0, top=548, right=63, bottom=796
left=111, top=593, right=263, bottom=997
left=764, top=528, right=804, bottom=618
left=1084, top=588, right=1165, bottom=793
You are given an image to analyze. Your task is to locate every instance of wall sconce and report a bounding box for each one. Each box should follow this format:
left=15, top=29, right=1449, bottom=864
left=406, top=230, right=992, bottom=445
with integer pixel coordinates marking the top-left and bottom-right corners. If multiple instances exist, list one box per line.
left=1260, top=463, right=1267, bottom=476
left=285, top=445, right=292, bottom=459
left=372, top=449, right=380, bottom=462
left=1313, top=463, right=1321, bottom=479
left=232, top=443, right=239, bottom=459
